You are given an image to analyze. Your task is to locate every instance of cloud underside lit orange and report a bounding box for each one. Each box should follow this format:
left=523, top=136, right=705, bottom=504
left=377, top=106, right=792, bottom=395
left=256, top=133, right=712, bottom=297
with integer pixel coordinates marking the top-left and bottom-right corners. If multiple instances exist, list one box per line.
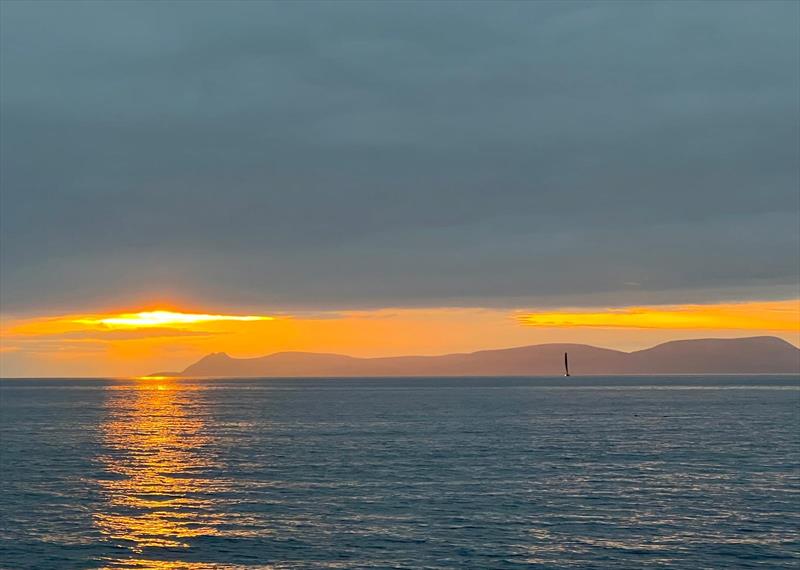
left=518, top=300, right=800, bottom=331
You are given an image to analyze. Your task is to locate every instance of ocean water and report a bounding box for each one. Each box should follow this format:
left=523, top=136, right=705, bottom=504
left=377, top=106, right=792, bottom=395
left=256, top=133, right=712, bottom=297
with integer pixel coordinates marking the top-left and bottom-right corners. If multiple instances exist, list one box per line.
left=1, top=376, right=798, bottom=570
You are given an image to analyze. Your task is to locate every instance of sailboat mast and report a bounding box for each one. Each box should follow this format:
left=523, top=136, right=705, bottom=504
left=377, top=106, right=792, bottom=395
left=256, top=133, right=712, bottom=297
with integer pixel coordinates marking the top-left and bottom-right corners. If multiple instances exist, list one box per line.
left=564, top=352, right=570, bottom=377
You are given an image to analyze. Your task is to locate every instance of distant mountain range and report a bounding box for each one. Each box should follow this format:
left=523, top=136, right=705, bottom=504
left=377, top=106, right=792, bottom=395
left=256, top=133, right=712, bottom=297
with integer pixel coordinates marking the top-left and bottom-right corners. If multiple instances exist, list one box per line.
left=153, top=336, right=800, bottom=377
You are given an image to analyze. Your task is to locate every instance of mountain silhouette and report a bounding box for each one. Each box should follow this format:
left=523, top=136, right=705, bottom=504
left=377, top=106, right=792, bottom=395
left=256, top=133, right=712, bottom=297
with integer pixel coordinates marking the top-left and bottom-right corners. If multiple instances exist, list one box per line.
left=153, top=336, right=800, bottom=377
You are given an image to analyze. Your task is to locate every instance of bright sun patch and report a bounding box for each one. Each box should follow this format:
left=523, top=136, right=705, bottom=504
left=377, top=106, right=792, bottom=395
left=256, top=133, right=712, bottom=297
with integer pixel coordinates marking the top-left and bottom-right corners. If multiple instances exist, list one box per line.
left=73, top=310, right=274, bottom=328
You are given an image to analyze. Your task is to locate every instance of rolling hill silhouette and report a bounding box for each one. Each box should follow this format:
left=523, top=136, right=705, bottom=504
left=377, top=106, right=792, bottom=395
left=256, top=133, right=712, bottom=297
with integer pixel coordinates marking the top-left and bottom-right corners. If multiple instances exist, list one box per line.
left=155, top=336, right=800, bottom=377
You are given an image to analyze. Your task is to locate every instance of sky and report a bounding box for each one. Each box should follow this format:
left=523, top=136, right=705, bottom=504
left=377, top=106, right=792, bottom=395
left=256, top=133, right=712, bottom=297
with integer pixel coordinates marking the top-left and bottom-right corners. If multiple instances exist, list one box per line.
left=1, top=1, right=798, bottom=376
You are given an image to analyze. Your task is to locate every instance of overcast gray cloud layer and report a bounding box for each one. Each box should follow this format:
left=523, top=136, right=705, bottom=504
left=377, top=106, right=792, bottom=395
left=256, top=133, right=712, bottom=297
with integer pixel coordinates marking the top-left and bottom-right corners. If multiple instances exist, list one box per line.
left=1, top=0, right=798, bottom=313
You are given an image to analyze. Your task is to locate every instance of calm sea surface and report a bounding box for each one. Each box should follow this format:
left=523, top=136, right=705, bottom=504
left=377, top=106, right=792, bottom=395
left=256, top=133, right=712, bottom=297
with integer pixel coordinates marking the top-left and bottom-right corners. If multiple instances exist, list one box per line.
left=1, top=376, right=798, bottom=569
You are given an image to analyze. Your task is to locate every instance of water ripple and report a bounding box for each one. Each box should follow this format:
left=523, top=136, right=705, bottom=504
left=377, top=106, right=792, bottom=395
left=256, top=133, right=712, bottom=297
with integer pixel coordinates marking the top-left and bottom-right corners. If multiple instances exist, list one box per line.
left=1, top=376, right=798, bottom=568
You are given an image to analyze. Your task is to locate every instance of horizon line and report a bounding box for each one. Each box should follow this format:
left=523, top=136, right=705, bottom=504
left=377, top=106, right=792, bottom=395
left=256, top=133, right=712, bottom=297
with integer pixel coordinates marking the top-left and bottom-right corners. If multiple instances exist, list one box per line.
left=3, top=372, right=799, bottom=381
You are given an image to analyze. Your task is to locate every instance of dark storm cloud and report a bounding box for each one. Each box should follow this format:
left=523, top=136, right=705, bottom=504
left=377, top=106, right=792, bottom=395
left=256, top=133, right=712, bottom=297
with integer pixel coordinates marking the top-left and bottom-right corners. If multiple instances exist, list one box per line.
left=1, top=0, right=798, bottom=312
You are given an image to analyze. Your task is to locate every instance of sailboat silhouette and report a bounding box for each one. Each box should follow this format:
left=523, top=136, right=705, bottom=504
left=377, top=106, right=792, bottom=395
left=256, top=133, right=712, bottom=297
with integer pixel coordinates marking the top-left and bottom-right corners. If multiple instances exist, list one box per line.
left=564, top=352, right=570, bottom=377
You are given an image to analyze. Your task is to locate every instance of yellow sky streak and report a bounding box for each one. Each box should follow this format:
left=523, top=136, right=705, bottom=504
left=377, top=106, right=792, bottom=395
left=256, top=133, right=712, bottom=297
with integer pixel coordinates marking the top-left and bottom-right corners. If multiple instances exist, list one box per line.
left=517, top=300, right=800, bottom=331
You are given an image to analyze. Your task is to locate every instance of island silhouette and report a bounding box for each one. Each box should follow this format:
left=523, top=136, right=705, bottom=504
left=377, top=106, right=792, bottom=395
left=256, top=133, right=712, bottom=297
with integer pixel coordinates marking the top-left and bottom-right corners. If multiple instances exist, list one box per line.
left=151, top=336, right=800, bottom=377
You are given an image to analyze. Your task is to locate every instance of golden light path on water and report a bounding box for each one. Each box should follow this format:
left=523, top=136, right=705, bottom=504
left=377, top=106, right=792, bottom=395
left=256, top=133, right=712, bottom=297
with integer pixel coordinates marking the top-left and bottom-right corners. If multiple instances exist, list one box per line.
left=94, top=379, right=227, bottom=568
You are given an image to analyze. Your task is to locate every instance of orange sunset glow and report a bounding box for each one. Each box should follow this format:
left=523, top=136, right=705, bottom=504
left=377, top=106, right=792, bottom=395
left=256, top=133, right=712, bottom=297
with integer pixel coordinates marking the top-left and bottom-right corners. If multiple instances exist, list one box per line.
left=1, top=300, right=797, bottom=377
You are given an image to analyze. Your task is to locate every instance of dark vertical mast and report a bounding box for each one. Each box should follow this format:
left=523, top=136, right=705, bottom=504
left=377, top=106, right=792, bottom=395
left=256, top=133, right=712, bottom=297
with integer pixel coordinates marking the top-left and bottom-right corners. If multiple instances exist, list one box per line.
left=564, top=352, right=570, bottom=377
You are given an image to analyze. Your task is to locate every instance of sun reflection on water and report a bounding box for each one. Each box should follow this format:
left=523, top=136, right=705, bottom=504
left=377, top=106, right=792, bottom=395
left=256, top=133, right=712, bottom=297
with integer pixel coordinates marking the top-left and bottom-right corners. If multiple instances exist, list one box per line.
left=95, top=380, right=222, bottom=565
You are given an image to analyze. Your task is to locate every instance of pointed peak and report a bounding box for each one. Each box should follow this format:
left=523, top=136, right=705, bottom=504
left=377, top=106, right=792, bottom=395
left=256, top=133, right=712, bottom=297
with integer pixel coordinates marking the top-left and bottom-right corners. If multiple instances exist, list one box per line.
left=199, top=351, right=231, bottom=361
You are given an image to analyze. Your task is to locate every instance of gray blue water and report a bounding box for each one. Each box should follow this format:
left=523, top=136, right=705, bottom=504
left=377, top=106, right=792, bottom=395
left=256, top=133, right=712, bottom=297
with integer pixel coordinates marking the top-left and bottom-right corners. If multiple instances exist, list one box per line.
left=1, top=376, right=798, bottom=569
